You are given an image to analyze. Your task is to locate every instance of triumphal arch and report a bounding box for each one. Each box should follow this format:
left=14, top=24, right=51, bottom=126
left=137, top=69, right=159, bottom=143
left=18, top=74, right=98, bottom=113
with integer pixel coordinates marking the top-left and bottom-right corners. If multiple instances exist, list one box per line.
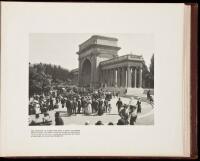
left=76, top=35, right=144, bottom=90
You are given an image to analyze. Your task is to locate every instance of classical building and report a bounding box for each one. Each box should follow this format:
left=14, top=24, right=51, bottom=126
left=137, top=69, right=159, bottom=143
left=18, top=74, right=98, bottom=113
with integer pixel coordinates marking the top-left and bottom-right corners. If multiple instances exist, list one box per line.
left=72, top=35, right=144, bottom=90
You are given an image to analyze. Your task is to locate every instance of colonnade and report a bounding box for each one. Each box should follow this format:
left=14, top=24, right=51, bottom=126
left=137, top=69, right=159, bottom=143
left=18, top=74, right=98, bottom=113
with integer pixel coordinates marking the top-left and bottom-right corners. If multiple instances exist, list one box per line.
left=101, top=66, right=142, bottom=88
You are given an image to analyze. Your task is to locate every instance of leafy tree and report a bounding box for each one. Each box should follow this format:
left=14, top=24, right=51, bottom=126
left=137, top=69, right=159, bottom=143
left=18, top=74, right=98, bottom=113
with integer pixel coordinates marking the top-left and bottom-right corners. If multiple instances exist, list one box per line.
left=142, top=61, right=151, bottom=88
left=149, top=54, right=154, bottom=88
left=29, top=63, right=72, bottom=96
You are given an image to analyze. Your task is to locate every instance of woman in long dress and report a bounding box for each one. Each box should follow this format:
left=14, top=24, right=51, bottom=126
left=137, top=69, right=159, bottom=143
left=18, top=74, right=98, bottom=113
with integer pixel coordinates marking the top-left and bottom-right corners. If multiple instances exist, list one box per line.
left=86, top=99, right=92, bottom=115
left=136, top=98, right=142, bottom=113
left=35, top=103, right=41, bottom=115
left=98, top=98, right=104, bottom=116
left=129, top=105, right=138, bottom=125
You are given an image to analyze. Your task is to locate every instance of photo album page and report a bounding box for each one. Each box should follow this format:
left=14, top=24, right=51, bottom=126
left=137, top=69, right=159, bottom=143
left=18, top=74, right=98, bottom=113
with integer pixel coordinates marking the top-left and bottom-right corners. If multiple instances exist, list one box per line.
left=0, top=2, right=192, bottom=157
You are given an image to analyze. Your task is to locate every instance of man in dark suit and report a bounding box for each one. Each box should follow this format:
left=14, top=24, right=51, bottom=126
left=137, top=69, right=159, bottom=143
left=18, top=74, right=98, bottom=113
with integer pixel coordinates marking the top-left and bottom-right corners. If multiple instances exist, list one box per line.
left=116, top=98, right=123, bottom=113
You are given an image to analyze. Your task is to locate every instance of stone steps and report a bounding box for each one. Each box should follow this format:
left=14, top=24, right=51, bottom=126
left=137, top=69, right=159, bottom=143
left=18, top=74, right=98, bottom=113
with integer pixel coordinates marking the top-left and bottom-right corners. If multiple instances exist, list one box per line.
left=104, top=87, right=154, bottom=97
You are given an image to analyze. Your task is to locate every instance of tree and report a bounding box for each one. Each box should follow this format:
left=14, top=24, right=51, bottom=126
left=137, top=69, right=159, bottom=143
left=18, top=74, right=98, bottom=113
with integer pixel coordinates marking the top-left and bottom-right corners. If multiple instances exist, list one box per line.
left=149, top=54, right=154, bottom=88
left=29, top=63, right=72, bottom=96
left=142, top=61, right=151, bottom=88
left=29, top=63, right=51, bottom=97
left=141, top=54, right=154, bottom=89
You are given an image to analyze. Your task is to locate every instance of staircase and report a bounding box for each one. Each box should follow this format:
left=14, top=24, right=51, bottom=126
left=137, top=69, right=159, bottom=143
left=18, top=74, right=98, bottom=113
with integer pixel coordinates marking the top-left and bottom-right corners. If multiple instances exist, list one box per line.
left=126, top=88, right=144, bottom=97
left=105, top=87, right=154, bottom=98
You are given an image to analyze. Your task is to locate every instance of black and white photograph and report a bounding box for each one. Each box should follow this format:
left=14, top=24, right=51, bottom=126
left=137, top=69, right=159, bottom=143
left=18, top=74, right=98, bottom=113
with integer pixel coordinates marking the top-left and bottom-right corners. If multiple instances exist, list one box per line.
left=29, top=34, right=154, bottom=126
left=1, top=2, right=196, bottom=157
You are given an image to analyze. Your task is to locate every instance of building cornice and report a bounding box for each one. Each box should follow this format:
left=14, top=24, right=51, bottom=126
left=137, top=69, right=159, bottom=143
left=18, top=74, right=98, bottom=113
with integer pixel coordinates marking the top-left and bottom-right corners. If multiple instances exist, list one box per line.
left=77, top=44, right=121, bottom=55
left=100, top=54, right=144, bottom=66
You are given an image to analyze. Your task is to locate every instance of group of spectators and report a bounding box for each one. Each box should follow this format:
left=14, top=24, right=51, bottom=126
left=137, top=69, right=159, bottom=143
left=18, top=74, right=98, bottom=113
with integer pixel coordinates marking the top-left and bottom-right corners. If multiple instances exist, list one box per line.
left=29, top=88, right=114, bottom=125
left=29, top=87, right=152, bottom=126
left=83, top=97, right=142, bottom=125
left=115, top=97, right=142, bottom=125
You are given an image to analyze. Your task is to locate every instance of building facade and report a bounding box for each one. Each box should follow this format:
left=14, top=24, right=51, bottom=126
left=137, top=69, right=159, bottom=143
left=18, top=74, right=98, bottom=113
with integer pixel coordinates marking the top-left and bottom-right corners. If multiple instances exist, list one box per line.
left=73, top=35, right=144, bottom=89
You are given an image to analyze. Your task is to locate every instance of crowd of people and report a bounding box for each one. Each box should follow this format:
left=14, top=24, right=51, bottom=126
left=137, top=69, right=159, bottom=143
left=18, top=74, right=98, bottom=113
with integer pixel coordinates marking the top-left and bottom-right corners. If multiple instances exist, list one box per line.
left=29, top=87, right=152, bottom=126
left=29, top=88, right=114, bottom=125
left=83, top=97, right=142, bottom=125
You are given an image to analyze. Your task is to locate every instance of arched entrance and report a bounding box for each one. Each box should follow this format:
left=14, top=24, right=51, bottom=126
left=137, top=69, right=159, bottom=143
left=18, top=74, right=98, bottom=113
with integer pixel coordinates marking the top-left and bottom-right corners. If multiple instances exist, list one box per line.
left=81, top=59, right=91, bottom=87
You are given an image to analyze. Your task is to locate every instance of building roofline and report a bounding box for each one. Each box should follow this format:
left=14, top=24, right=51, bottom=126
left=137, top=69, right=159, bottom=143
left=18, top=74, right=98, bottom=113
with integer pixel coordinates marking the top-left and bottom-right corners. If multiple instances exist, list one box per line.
left=100, top=54, right=144, bottom=66
left=91, top=35, right=118, bottom=41
left=79, top=35, right=118, bottom=48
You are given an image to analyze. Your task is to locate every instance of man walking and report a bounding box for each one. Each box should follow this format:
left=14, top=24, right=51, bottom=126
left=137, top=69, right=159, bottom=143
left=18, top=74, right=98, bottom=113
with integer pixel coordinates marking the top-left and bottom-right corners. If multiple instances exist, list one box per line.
left=116, top=98, right=123, bottom=113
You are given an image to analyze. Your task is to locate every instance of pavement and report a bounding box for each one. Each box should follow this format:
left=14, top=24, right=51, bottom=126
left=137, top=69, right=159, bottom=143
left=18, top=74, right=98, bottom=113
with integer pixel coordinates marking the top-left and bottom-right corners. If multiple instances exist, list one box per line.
left=29, top=96, right=154, bottom=125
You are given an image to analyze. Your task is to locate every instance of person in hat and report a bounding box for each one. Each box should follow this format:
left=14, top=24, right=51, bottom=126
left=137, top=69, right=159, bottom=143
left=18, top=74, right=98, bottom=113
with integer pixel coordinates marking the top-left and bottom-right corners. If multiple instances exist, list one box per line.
left=85, top=99, right=92, bottom=115
left=129, top=105, right=138, bottom=125
left=117, top=118, right=126, bottom=125
left=43, top=112, right=52, bottom=125
left=35, top=102, right=41, bottom=115
left=136, top=98, right=142, bottom=113
left=147, top=90, right=151, bottom=100
left=149, top=95, right=154, bottom=105
left=119, top=104, right=129, bottom=125
left=30, top=114, right=41, bottom=126
left=104, top=98, right=109, bottom=113
left=55, top=112, right=64, bottom=125
left=77, top=97, right=82, bottom=114
left=85, top=121, right=90, bottom=125
left=72, top=97, right=78, bottom=115
left=92, top=98, right=98, bottom=114
left=49, top=97, right=54, bottom=111
left=116, top=98, right=123, bottom=113
left=95, top=120, right=104, bottom=125
left=99, top=97, right=105, bottom=116
left=61, top=97, right=65, bottom=108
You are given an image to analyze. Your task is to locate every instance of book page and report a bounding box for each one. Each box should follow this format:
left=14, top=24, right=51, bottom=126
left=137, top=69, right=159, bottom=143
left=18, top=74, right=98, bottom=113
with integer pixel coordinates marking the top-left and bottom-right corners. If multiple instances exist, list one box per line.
left=182, top=5, right=191, bottom=157
left=1, top=2, right=189, bottom=157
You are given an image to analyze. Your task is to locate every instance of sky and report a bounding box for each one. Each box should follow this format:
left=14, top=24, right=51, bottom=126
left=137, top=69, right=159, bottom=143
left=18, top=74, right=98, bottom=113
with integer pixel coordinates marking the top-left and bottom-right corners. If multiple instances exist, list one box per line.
left=29, top=33, right=154, bottom=71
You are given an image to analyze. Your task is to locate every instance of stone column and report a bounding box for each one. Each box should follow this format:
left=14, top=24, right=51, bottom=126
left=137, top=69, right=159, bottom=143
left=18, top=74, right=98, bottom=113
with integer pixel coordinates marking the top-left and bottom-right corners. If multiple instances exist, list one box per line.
left=107, top=69, right=110, bottom=86
left=104, top=70, right=106, bottom=87
left=106, top=70, right=108, bottom=87
left=124, top=67, right=127, bottom=87
left=117, top=68, right=121, bottom=87
left=100, top=70, right=102, bottom=87
left=109, top=69, right=112, bottom=87
left=114, top=69, right=117, bottom=87
left=111, top=69, right=114, bottom=87
left=109, top=69, right=111, bottom=87
left=139, top=67, right=143, bottom=88
left=131, top=67, right=133, bottom=88
left=120, top=68, right=123, bottom=87
left=120, top=68, right=122, bottom=87
left=127, top=66, right=132, bottom=87
left=103, top=70, right=106, bottom=87
left=134, top=68, right=137, bottom=88
left=121, top=67, right=125, bottom=87
left=111, top=69, right=115, bottom=87
left=101, top=70, right=104, bottom=85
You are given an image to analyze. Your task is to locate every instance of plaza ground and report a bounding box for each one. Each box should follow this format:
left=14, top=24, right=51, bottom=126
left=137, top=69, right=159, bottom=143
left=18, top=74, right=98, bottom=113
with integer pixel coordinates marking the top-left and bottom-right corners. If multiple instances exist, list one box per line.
left=30, top=96, right=154, bottom=125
